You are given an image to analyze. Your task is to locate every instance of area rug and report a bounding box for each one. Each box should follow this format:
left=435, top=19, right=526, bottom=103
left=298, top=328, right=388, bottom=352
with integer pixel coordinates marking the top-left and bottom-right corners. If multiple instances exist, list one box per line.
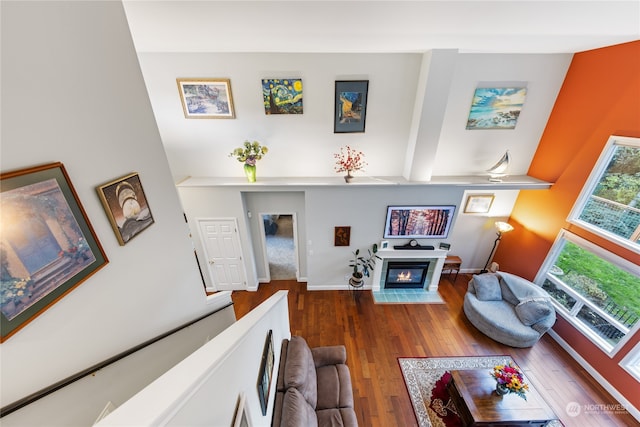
left=398, top=356, right=563, bottom=427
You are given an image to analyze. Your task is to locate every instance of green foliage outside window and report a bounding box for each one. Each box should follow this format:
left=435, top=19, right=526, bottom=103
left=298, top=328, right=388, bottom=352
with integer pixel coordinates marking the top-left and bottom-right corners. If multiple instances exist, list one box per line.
left=594, top=146, right=640, bottom=205
left=578, top=144, right=640, bottom=243
left=554, top=242, right=640, bottom=321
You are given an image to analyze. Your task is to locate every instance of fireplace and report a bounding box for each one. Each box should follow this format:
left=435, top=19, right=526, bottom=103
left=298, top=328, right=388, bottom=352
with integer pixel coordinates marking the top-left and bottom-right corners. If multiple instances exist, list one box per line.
left=372, top=248, right=447, bottom=293
left=384, top=261, right=430, bottom=289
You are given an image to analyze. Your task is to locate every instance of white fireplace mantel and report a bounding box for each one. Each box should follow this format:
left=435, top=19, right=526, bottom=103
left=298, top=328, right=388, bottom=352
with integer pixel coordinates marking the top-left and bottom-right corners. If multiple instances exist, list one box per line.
left=372, top=248, right=448, bottom=292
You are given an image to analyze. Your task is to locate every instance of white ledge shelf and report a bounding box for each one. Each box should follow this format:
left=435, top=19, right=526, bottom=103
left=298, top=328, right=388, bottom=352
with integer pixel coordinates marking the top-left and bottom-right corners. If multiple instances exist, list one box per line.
left=176, top=175, right=552, bottom=190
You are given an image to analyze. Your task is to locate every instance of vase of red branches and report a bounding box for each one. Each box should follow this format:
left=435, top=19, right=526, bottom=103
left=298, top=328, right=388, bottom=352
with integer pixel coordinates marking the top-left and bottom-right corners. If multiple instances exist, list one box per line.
left=334, top=145, right=366, bottom=183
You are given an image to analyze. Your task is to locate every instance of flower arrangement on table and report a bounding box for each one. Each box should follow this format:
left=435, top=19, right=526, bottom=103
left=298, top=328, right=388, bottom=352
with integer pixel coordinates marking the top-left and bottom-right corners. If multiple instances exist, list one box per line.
left=229, top=140, right=268, bottom=182
left=334, top=145, right=367, bottom=182
left=490, top=362, right=529, bottom=400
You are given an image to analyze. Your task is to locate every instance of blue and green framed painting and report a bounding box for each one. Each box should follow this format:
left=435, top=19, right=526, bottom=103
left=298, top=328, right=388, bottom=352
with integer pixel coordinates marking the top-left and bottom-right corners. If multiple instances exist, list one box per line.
left=466, top=87, right=527, bottom=130
left=262, top=78, right=303, bottom=114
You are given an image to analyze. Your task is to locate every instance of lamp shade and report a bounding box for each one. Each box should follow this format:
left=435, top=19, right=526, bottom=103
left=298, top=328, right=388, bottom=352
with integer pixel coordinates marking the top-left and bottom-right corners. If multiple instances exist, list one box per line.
left=495, top=221, right=514, bottom=234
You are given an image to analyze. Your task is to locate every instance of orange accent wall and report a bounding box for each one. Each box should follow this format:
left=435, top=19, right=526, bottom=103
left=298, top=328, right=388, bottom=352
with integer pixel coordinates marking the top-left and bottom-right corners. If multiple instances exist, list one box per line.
left=495, top=40, right=640, bottom=412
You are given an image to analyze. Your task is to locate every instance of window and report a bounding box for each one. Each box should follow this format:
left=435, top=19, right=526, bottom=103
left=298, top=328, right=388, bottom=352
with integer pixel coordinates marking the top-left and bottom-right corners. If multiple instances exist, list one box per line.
left=569, top=136, right=640, bottom=253
left=620, top=341, right=640, bottom=383
left=535, top=230, right=640, bottom=355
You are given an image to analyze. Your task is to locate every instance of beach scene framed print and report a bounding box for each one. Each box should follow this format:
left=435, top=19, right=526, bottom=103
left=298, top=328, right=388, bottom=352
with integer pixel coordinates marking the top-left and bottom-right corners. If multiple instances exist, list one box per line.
left=466, top=87, right=527, bottom=129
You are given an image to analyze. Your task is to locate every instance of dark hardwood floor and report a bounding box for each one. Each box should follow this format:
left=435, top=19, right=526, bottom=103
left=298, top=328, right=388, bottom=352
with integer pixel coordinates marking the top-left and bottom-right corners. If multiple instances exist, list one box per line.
left=231, top=275, right=638, bottom=427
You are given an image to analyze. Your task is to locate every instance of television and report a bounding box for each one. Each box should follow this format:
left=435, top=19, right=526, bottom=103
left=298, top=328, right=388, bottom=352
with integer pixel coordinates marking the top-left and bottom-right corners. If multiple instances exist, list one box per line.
left=383, top=205, right=456, bottom=239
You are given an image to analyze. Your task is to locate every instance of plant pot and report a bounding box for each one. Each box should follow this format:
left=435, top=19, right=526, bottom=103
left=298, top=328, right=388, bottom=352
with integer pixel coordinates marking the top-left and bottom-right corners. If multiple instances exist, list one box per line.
left=244, top=164, right=257, bottom=183
left=349, top=273, right=364, bottom=288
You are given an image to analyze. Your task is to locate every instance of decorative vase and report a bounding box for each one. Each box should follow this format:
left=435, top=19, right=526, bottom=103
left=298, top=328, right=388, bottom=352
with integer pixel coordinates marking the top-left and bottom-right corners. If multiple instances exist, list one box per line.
left=244, top=164, right=257, bottom=183
left=344, top=170, right=353, bottom=183
left=495, top=383, right=509, bottom=396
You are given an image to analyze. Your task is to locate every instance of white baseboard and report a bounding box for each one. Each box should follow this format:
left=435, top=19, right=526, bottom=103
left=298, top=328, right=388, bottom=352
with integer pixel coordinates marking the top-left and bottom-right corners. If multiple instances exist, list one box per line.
left=548, top=329, right=640, bottom=422
left=306, top=282, right=371, bottom=291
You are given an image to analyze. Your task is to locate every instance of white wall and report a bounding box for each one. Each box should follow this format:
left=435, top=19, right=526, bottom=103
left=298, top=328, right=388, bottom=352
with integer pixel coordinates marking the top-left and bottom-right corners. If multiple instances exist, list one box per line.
left=136, top=51, right=571, bottom=181
left=138, top=52, right=421, bottom=180
left=1, top=0, right=225, bottom=409
left=434, top=52, right=573, bottom=176
left=177, top=182, right=520, bottom=290
left=138, top=49, right=569, bottom=283
left=98, top=291, right=291, bottom=427
left=1, top=305, right=235, bottom=426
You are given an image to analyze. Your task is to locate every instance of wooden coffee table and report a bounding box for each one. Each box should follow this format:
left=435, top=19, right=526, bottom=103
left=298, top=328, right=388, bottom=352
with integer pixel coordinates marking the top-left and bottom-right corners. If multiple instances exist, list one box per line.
left=447, top=369, right=557, bottom=426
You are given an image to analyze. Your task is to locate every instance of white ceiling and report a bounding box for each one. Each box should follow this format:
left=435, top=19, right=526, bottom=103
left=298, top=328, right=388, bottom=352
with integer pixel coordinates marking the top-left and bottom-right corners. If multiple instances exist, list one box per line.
left=123, top=0, right=640, bottom=54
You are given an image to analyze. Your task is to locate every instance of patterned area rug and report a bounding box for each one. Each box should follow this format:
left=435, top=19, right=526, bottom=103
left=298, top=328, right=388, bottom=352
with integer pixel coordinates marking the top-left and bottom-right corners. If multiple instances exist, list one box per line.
left=398, top=356, right=563, bottom=427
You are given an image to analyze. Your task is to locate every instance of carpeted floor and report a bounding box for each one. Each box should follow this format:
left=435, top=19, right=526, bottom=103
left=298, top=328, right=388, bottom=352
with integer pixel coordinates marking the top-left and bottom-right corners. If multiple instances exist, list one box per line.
left=398, top=356, right=563, bottom=427
left=265, top=215, right=297, bottom=280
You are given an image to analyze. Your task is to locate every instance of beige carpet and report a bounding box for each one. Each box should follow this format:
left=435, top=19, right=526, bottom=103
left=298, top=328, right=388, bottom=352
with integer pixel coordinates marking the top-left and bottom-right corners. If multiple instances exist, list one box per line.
left=398, top=356, right=563, bottom=427
left=265, top=215, right=297, bottom=280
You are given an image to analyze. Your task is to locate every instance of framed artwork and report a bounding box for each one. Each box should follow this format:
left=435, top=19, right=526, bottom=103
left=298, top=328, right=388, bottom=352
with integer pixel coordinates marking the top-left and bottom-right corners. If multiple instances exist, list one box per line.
left=176, top=78, right=235, bottom=119
left=1, top=162, right=108, bottom=342
left=380, top=240, right=389, bottom=250
left=97, top=173, right=154, bottom=246
left=466, top=87, right=527, bottom=129
left=257, top=329, right=275, bottom=416
left=334, top=80, right=369, bottom=133
left=383, top=205, right=456, bottom=239
left=334, top=226, right=351, bottom=246
left=232, top=392, right=252, bottom=427
left=464, top=194, right=495, bottom=213
left=262, top=78, right=303, bottom=114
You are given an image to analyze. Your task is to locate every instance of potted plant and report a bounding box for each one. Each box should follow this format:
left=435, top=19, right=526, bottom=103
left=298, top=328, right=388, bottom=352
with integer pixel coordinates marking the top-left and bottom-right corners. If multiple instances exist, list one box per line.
left=349, top=243, right=380, bottom=287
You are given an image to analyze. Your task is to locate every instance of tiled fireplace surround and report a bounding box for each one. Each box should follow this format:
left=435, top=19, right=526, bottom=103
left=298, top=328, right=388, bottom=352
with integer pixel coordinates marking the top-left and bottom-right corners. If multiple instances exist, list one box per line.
left=371, top=248, right=447, bottom=303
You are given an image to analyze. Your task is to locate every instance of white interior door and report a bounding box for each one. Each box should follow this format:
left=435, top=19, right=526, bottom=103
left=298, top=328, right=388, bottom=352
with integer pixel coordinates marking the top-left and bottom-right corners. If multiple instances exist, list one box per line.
left=197, top=218, right=246, bottom=291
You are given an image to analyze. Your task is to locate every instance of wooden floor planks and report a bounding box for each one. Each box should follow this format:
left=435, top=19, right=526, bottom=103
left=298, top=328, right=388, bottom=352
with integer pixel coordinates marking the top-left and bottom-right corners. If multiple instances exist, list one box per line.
left=231, top=277, right=638, bottom=427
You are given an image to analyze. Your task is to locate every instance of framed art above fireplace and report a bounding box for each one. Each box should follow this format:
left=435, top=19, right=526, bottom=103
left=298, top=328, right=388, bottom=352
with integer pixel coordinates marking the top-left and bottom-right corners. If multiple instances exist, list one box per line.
left=383, top=205, right=456, bottom=239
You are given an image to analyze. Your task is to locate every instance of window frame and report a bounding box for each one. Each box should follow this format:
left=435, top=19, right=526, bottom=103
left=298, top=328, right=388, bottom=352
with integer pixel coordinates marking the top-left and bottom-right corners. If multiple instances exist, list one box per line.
left=567, top=135, right=640, bottom=254
left=620, top=340, right=640, bottom=383
left=534, top=229, right=640, bottom=356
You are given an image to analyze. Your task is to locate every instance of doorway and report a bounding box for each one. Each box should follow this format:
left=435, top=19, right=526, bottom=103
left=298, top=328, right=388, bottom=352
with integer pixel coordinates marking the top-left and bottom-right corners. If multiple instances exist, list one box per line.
left=260, top=213, right=299, bottom=281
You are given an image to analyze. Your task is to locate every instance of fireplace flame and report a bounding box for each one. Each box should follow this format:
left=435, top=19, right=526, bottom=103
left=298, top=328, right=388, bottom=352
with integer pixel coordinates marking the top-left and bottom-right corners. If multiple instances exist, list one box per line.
left=397, top=271, right=412, bottom=281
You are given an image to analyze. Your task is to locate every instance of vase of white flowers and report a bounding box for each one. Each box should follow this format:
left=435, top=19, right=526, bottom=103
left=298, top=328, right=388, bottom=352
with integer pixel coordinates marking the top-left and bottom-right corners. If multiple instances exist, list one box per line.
left=229, top=140, right=268, bottom=183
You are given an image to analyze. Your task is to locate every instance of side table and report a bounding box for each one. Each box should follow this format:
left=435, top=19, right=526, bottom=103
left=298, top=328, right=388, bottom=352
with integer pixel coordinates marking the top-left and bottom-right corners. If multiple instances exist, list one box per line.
left=442, top=255, right=462, bottom=283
